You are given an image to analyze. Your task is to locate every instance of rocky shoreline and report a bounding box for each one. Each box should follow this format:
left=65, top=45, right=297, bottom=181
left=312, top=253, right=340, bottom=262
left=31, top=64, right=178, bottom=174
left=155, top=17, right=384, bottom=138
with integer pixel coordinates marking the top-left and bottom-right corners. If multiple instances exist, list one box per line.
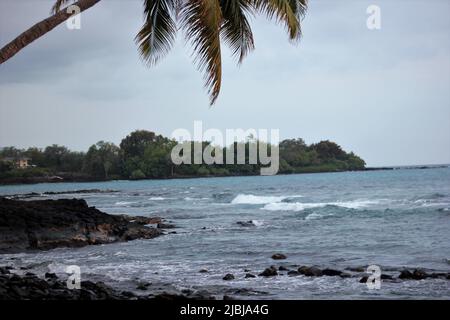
left=0, top=197, right=172, bottom=253
left=0, top=266, right=214, bottom=300
left=1, top=198, right=449, bottom=300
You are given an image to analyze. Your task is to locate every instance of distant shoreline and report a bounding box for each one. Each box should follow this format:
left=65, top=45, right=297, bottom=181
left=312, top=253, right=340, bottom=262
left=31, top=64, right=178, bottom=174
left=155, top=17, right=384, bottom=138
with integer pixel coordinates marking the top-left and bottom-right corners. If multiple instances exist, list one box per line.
left=0, top=164, right=448, bottom=187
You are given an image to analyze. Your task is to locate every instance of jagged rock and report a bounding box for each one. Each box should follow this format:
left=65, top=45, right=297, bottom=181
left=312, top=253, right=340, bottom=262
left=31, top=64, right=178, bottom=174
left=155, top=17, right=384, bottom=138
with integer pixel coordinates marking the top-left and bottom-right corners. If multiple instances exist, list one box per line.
left=346, top=266, right=366, bottom=272
left=298, top=266, right=323, bottom=277
left=271, top=253, right=287, bottom=260
left=398, top=269, right=429, bottom=280
left=0, top=197, right=162, bottom=253
left=259, top=266, right=278, bottom=277
left=359, top=276, right=368, bottom=283
left=223, top=274, right=235, bottom=281
left=322, top=269, right=342, bottom=276
left=157, top=223, right=175, bottom=229
left=412, top=269, right=427, bottom=280
left=399, top=270, right=414, bottom=279
left=236, top=221, right=256, bottom=227
left=45, top=272, right=57, bottom=280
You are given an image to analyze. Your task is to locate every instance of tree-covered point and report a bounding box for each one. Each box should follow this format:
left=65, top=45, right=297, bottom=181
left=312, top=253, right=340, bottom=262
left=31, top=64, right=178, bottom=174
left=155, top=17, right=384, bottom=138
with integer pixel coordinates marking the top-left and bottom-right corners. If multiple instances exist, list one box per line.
left=0, top=130, right=365, bottom=183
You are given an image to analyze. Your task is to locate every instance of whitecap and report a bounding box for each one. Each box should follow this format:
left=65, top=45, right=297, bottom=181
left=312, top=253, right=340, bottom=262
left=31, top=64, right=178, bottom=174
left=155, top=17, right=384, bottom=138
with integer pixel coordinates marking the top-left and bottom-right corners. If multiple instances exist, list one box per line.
left=114, top=201, right=135, bottom=206
left=149, top=197, right=165, bottom=201
left=263, top=202, right=326, bottom=211
left=231, top=194, right=301, bottom=205
left=263, top=200, right=377, bottom=211
left=305, top=212, right=334, bottom=220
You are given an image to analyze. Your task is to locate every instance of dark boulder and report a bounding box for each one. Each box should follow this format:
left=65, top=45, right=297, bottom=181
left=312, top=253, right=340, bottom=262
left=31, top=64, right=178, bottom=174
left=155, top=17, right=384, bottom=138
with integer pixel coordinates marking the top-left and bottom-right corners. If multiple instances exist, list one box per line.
left=245, top=273, right=256, bottom=278
left=0, top=197, right=163, bottom=253
left=259, top=266, right=278, bottom=277
left=271, top=253, right=287, bottom=260
left=236, top=221, right=256, bottom=227
left=298, top=266, right=323, bottom=277
left=45, top=272, right=58, bottom=280
left=157, top=223, right=175, bottom=229
left=412, top=269, right=428, bottom=280
left=359, top=276, right=368, bottom=283
left=398, top=269, right=428, bottom=280
left=278, top=266, right=289, bottom=271
left=287, top=270, right=300, bottom=276
left=322, top=269, right=342, bottom=276
left=223, top=274, right=235, bottom=281
left=399, top=270, right=414, bottom=279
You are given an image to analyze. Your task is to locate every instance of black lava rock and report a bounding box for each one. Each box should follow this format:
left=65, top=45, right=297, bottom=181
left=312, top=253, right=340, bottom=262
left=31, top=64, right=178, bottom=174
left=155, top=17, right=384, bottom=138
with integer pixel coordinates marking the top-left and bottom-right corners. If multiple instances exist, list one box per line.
left=223, top=274, right=235, bottom=281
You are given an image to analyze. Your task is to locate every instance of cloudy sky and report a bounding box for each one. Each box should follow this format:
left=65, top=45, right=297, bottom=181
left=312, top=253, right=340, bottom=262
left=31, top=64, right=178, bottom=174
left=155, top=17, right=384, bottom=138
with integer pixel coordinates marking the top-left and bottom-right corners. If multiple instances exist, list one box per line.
left=0, top=0, right=449, bottom=166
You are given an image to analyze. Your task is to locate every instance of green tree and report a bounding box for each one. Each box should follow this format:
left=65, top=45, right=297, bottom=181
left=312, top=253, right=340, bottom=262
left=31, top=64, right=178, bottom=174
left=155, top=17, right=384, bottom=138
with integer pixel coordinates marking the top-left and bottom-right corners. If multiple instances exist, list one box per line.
left=0, top=146, right=23, bottom=158
left=0, top=0, right=307, bottom=104
left=43, top=144, right=70, bottom=169
left=83, top=141, right=120, bottom=179
left=120, top=130, right=157, bottom=159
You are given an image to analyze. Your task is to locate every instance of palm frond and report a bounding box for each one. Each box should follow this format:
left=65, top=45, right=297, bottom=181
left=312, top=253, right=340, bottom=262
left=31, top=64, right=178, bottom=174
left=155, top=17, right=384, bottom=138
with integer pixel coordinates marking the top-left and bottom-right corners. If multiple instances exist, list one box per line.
left=181, top=0, right=223, bottom=105
left=220, top=0, right=254, bottom=63
left=252, top=0, right=307, bottom=41
left=135, top=0, right=178, bottom=66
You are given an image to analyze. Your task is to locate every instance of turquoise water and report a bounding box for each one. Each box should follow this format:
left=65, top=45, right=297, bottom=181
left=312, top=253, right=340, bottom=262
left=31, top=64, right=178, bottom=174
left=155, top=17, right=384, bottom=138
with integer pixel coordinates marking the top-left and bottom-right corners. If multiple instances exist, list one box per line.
left=1, top=168, right=449, bottom=299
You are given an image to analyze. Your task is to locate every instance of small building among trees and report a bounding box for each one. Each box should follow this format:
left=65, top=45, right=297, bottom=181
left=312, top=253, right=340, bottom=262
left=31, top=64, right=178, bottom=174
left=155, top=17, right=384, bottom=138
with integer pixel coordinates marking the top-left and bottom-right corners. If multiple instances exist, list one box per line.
left=1, top=157, right=31, bottom=169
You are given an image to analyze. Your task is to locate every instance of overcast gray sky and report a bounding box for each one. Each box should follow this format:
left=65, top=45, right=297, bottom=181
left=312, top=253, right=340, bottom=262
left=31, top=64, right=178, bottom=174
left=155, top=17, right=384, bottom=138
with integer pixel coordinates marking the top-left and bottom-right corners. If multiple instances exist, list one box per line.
left=1, top=0, right=449, bottom=166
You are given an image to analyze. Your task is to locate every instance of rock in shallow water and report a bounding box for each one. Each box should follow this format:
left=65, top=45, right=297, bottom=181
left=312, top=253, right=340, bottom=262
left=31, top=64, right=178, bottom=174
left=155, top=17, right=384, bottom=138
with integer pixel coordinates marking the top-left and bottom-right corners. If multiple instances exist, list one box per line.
left=322, top=269, right=342, bottom=276
left=298, top=266, right=323, bottom=277
left=259, top=266, right=278, bottom=277
left=222, top=274, right=235, bottom=281
left=0, top=197, right=163, bottom=253
left=271, top=253, right=287, bottom=260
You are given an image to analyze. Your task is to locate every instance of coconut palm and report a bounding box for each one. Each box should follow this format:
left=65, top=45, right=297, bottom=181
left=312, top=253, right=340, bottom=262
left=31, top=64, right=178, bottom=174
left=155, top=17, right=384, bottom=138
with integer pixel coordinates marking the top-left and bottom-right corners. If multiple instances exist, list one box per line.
left=0, top=0, right=307, bottom=104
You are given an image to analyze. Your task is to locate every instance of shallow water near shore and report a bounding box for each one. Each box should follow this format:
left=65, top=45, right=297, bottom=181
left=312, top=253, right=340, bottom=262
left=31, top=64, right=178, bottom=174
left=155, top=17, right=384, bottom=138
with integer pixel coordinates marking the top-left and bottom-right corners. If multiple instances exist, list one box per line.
left=1, top=168, right=450, bottom=299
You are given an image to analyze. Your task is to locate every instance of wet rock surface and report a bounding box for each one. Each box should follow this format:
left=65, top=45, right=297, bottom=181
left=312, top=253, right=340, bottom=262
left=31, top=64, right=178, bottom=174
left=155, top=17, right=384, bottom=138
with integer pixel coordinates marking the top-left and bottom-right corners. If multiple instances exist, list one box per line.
left=0, top=197, right=166, bottom=253
left=0, top=267, right=214, bottom=300
left=271, top=253, right=287, bottom=260
left=259, top=266, right=278, bottom=277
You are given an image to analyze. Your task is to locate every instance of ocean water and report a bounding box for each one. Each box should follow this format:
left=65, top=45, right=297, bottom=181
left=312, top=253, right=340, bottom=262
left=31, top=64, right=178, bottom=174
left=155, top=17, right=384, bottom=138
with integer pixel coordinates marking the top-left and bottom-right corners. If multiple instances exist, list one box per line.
left=1, top=168, right=449, bottom=299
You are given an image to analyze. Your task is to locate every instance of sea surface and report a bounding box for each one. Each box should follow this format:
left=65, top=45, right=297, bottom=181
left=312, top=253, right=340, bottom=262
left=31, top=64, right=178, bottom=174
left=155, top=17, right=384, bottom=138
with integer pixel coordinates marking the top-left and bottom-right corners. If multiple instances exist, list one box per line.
left=1, top=168, right=450, bottom=299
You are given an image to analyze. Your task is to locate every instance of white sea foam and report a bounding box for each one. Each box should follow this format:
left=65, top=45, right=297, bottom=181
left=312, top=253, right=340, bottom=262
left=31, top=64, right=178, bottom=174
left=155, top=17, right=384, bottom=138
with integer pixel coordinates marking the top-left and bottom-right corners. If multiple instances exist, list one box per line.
left=115, top=201, right=135, bottom=206
left=231, top=194, right=302, bottom=205
left=263, top=202, right=325, bottom=211
left=251, top=219, right=264, bottom=226
left=263, top=200, right=377, bottom=211
left=305, top=212, right=334, bottom=220
left=149, top=197, right=165, bottom=201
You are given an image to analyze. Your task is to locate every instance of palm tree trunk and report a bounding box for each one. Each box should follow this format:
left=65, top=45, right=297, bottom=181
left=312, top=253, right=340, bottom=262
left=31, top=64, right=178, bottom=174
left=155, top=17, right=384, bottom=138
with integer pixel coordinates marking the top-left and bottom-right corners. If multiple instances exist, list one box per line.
left=0, top=0, right=101, bottom=65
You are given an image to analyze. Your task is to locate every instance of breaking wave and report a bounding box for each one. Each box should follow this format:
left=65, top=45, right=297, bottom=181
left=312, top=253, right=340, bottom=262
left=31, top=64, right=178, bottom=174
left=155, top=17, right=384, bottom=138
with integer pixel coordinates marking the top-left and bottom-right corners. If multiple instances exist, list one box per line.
left=263, top=200, right=378, bottom=211
left=231, top=194, right=302, bottom=205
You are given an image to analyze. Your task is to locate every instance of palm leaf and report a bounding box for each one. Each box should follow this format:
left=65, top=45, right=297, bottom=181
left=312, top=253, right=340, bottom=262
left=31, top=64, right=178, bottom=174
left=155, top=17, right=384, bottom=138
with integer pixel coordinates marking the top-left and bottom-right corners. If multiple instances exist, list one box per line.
left=135, top=0, right=178, bottom=66
left=252, top=0, right=307, bottom=41
left=181, top=0, right=223, bottom=105
left=220, top=0, right=254, bottom=63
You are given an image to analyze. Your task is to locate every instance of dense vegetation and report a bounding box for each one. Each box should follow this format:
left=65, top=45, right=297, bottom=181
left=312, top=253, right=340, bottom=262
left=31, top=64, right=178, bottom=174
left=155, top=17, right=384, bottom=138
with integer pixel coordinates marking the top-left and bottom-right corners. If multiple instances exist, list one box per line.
left=0, top=130, right=365, bottom=183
